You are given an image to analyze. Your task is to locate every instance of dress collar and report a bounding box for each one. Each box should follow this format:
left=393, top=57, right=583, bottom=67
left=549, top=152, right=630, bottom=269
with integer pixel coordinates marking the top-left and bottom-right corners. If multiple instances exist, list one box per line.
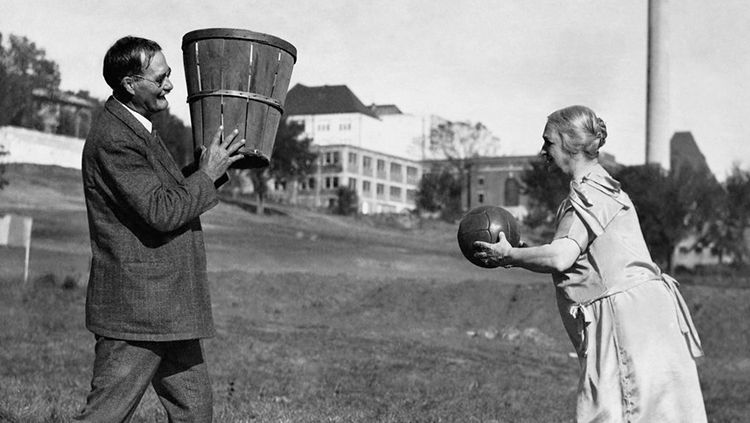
left=569, top=164, right=624, bottom=208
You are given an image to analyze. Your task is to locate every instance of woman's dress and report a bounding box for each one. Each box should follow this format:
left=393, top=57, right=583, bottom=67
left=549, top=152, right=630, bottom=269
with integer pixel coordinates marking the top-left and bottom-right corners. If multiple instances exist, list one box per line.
left=553, top=165, right=706, bottom=422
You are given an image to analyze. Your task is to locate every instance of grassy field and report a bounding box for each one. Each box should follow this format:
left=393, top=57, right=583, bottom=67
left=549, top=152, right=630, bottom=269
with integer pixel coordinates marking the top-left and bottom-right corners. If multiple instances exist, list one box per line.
left=1, top=163, right=748, bottom=422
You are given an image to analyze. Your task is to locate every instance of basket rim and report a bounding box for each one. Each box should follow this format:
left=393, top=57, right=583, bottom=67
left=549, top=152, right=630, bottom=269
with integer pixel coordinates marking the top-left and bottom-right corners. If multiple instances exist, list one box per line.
left=182, top=28, right=297, bottom=62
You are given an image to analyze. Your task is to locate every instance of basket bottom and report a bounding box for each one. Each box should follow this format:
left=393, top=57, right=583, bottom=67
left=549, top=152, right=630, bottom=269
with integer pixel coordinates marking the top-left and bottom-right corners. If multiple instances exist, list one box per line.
left=231, top=150, right=270, bottom=169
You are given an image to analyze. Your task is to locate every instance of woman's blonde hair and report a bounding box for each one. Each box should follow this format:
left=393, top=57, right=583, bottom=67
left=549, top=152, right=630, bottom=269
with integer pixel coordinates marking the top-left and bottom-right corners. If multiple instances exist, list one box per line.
left=546, top=105, right=607, bottom=159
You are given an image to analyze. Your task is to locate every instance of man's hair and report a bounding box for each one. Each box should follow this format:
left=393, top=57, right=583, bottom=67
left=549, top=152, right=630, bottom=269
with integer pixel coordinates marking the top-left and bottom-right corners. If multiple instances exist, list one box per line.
left=103, top=36, right=162, bottom=92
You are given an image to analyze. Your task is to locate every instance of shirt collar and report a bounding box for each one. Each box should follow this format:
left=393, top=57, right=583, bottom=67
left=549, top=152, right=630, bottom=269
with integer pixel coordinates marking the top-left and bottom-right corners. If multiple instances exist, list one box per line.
left=114, top=97, right=152, bottom=134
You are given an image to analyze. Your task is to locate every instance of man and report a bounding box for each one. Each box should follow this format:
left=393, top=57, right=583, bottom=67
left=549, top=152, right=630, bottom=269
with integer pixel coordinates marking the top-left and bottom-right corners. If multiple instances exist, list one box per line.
left=76, top=36, right=243, bottom=421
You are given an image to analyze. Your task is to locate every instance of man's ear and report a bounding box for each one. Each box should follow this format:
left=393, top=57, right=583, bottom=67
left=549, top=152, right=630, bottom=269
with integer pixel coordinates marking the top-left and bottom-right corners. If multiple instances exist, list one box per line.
left=121, top=77, right=136, bottom=96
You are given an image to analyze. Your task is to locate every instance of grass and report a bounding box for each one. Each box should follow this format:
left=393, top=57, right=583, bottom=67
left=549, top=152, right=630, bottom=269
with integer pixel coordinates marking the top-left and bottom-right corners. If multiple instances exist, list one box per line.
left=1, top=163, right=749, bottom=422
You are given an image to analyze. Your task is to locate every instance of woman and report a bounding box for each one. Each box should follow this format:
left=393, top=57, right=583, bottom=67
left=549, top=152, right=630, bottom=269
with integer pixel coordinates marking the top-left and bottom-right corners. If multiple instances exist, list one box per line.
left=474, top=105, right=707, bottom=422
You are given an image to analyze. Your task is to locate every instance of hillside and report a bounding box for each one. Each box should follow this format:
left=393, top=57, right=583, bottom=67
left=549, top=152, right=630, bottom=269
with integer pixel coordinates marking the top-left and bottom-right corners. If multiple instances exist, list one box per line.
left=1, top=163, right=748, bottom=422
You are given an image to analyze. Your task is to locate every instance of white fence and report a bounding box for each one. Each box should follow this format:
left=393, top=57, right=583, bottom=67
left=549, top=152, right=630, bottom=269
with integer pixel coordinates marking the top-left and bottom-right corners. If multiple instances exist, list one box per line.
left=0, top=126, right=84, bottom=169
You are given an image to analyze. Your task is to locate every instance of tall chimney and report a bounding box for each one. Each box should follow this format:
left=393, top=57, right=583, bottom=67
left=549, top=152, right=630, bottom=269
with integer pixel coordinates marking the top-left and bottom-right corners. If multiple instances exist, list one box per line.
left=646, top=0, right=671, bottom=170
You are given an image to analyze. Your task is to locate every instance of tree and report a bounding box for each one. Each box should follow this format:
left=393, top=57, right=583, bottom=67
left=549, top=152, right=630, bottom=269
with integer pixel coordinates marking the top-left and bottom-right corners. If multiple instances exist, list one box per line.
left=429, top=120, right=500, bottom=161
left=248, top=167, right=271, bottom=215
left=428, top=120, right=500, bottom=212
left=707, top=164, right=750, bottom=264
left=520, top=156, right=569, bottom=231
left=241, top=118, right=316, bottom=214
left=415, top=168, right=463, bottom=221
left=616, top=165, right=682, bottom=271
left=333, top=186, right=358, bottom=216
left=616, top=163, right=722, bottom=272
left=0, top=149, right=8, bottom=191
left=0, top=33, right=61, bottom=128
left=268, top=119, right=316, bottom=205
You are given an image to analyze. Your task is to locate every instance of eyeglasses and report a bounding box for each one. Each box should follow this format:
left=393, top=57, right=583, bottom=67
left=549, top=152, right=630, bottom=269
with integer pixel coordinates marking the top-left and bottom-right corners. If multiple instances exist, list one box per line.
left=131, top=69, right=171, bottom=88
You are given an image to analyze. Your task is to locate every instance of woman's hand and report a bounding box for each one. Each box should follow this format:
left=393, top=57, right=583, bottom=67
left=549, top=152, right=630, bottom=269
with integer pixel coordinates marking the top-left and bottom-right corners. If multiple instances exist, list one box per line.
left=473, top=232, right=515, bottom=269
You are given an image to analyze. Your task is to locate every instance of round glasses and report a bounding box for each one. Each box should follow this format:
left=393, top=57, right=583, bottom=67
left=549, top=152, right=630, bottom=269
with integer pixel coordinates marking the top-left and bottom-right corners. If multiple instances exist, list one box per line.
left=131, top=69, right=171, bottom=88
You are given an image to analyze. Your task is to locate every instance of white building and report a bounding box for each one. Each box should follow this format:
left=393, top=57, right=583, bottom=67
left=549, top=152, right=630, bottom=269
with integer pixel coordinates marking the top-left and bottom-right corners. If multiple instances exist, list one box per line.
left=284, top=84, right=439, bottom=214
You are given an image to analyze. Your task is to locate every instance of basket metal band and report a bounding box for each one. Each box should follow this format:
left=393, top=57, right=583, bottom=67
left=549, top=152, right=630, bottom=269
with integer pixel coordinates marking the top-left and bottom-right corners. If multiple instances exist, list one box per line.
left=186, top=89, right=283, bottom=112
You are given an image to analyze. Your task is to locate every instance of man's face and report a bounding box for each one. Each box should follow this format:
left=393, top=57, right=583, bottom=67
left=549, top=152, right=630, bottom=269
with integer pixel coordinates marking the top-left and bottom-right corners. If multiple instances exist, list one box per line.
left=128, top=50, right=173, bottom=118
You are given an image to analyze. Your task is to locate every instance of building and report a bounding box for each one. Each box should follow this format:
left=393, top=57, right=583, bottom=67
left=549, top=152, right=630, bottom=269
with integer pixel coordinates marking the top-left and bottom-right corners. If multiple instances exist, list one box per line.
left=427, top=155, right=537, bottom=219
left=31, top=88, right=98, bottom=138
left=282, top=83, right=544, bottom=215
left=284, top=84, right=434, bottom=214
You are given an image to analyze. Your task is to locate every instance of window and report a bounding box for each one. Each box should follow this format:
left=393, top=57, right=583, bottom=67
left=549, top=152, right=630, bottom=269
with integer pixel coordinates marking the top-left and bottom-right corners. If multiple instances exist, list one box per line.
left=308, top=177, right=316, bottom=190
left=362, top=156, right=373, bottom=176
left=348, top=152, right=357, bottom=165
left=389, top=186, right=402, bottom=201
left=325, top=151, right=340, bottom=164
left=348, top=177, right=357, bottom=189
left=390, top=163, right=403, bottom=182
left=478, top=193, right=485, bottom=204
left=325, top=177, right=339, bottom=189
left=376, top=159, right=387, bottom=179
left=504, top=177, right=520, bottom=206
left=406, top=166, right=419, bottom=184
left=478, top=176, right=485, bottom=186
left=339, top=122, right=352, bottom=131
left=406, top=189, right=416, bottom=202
left=376, top=183, right=385, bottom=196
left=362, top=180, right=371, bottom=193
left=316, top=122, right=330, bottom=131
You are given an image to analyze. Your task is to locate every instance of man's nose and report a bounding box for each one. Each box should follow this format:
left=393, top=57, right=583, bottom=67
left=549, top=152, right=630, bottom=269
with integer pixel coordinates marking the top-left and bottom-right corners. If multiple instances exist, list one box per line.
left=163, top=77, right=174, bottom=92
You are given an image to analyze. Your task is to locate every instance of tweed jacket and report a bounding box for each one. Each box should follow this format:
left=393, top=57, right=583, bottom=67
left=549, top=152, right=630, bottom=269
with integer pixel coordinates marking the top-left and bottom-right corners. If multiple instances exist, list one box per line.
left=81, top=97, right=217, bottom=341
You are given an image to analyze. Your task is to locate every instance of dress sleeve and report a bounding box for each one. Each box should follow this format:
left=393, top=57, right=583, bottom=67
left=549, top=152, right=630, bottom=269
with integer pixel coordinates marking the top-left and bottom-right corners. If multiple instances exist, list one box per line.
left=554, top=207, right=590, bottom=253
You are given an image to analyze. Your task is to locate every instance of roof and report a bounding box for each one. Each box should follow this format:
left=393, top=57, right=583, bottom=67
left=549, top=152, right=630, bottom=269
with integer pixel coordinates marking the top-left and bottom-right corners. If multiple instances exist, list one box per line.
left=32, top=88, right=98, bottom=109
left=369, top=104, right=403, bottom=116
left=284, top=84, right=379, bottom=119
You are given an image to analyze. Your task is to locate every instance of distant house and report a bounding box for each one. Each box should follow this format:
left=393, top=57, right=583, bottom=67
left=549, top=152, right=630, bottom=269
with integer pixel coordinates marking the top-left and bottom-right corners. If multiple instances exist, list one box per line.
left=31, top=88, right=99, bottom=138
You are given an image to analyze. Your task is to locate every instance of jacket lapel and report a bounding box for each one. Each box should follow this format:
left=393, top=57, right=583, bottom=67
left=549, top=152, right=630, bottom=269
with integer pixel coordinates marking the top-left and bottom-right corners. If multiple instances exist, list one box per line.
left=105, top=97, right=185, bottom=183
left=151, top=130, right=187, bottom=183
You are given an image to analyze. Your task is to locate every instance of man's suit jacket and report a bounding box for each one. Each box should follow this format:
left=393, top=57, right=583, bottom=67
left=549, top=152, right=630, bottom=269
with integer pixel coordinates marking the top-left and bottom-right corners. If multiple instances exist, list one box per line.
left=81, top=97, right=217, bottom=341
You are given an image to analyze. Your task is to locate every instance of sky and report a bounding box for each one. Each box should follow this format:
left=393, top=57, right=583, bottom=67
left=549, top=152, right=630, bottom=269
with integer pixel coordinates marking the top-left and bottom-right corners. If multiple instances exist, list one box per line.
left=1, top=0, right=749, bottom=180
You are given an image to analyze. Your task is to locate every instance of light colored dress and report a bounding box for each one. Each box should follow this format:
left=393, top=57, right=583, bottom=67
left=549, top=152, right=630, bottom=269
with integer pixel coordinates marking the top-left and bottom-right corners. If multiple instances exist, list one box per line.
left=553, top=164, right=706, bottom=422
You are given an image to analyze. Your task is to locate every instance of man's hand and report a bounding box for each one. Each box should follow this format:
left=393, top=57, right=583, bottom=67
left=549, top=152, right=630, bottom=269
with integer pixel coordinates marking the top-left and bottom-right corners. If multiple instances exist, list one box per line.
left=199, top=126, right=245, bottom=181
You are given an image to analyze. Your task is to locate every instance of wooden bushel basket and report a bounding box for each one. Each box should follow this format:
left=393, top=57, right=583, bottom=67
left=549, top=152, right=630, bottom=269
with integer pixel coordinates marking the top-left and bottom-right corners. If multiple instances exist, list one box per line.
left=182, top=28, right=297, bottom=169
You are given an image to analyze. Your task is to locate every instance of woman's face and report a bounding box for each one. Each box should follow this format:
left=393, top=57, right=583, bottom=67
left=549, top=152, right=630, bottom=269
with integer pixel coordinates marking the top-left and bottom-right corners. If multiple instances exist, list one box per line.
left=541, top=123, right=572, bottom=174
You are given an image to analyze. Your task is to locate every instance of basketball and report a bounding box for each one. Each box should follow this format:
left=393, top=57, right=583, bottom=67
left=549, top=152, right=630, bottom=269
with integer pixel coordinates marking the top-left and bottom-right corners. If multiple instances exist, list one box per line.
left=457, top=206, right=521, bottom=268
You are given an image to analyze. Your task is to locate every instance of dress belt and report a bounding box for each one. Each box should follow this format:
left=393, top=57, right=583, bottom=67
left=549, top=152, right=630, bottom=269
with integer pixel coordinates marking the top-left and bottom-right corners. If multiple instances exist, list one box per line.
left=661, top=273, right=704, bottom=358
left=568, top=274, right=704, bottom=359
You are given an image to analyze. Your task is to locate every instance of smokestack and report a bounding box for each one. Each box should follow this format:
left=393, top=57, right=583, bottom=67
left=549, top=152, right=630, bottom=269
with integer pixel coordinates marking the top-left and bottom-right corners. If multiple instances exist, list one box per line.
left=646, top=0, right=671, bottom=170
